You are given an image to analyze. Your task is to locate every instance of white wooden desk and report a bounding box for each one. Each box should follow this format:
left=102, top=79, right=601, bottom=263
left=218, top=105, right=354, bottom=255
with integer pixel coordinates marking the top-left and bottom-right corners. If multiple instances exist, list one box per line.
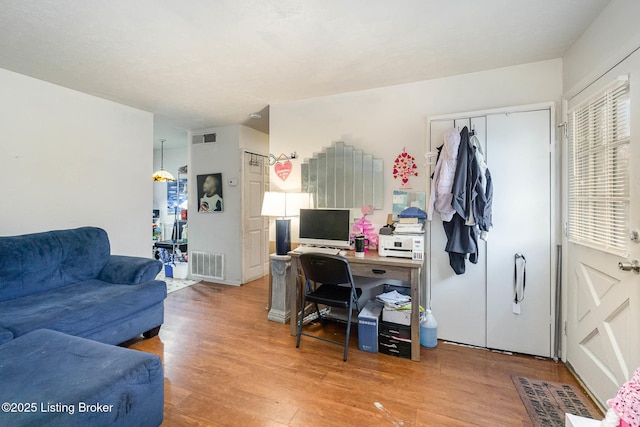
left=288, top=250, right=424, bottom=361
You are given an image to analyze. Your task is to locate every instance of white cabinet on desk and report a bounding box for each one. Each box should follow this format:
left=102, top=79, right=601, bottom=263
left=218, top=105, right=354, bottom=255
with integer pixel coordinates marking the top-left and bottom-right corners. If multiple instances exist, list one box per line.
left=288, top=250, right=424, bottom=361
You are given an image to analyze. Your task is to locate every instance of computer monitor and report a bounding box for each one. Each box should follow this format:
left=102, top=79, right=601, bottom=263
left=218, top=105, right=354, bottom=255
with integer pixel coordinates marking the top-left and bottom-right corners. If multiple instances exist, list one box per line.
left=298, top=208, right=352, bottom=248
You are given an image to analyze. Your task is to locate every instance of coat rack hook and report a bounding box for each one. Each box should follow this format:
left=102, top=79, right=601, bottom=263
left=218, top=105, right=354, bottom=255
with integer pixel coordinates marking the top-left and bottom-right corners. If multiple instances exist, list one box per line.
left=268, top=152, right=298, bottom=166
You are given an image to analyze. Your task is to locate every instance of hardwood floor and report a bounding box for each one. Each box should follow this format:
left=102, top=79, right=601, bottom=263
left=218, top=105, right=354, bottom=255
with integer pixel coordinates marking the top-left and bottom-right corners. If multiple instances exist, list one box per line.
left=127, top=276, right=598, bottom=426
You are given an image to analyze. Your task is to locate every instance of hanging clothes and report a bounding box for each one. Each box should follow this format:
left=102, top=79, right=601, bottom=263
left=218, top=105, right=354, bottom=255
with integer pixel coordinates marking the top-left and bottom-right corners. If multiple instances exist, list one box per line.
left=439, top=127, right=478, bottom=274
left=469, top=133, right=493, bottom=240
left=451, top=126, right=481, bottom=222
left=428, top=126, right=494, bottom=275
left=443, top=213, right=478, bottom=275
left=427, top=128, right=461, bottom=222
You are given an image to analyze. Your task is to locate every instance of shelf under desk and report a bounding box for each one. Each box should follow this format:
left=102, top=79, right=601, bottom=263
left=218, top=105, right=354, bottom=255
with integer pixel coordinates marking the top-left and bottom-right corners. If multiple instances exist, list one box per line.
left=288, top=250, right=424, bottom=361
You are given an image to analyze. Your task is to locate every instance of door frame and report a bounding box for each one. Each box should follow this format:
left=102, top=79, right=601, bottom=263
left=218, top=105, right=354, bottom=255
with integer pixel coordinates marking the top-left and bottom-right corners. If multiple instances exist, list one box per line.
left=426, top=102, right=559, bottom=356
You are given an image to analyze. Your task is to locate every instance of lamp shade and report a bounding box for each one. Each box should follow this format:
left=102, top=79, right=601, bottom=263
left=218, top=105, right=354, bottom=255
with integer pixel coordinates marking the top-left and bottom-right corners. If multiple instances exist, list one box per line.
left=152, top=169, right=176, bottom=182
left=261, top=192, right=286, bottom=217
left=261, top=192, right=311, bottom=218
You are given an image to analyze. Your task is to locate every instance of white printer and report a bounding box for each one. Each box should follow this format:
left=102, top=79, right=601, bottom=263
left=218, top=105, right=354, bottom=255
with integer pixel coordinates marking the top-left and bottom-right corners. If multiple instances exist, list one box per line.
left=378, top=222, right=425, bottom=261
left=379, top=207, right=426, bottom=261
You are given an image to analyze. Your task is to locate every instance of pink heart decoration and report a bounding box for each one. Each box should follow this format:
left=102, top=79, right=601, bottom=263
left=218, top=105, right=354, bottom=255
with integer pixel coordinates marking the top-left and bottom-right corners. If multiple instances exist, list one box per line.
left=402, top=152, right=408, bottom=157
left=275, top=160, right=292, bottom=181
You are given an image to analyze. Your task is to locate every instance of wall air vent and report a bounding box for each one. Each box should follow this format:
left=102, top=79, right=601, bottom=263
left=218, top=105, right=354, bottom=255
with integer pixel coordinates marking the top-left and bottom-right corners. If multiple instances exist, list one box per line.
left=192, top=133, right=217, bottom=145
left=190, top=251, right=224, bottom=281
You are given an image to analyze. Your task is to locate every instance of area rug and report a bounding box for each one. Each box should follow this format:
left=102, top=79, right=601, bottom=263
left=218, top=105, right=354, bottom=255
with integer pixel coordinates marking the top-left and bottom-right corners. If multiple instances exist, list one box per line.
left=511, top=375, right=602, bottom=427
left=155, top=270, right=199, bottom=294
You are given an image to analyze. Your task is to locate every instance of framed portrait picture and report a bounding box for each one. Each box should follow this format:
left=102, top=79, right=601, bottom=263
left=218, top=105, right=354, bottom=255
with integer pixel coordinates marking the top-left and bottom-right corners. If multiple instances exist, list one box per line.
left=197, top=173, right=223, bottom=212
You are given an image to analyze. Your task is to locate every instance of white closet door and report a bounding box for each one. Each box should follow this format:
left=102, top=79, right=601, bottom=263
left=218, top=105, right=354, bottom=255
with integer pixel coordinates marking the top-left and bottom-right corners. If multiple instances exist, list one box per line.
left=428, top=107, right=553, bottom=356
left=428, top=117, right=488, bottom=347
left=485, top=110, right=552, bottom=357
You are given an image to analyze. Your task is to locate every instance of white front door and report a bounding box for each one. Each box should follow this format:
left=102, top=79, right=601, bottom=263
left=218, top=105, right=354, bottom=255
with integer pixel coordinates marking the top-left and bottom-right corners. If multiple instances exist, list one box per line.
left=565, top=63, right=640, bottom=405
left=242, top=152, right=269, bottom=283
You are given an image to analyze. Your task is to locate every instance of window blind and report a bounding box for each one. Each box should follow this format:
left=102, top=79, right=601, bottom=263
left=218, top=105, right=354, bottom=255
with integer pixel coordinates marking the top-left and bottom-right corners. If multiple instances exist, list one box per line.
left=568, top=78, right=630, bottom=255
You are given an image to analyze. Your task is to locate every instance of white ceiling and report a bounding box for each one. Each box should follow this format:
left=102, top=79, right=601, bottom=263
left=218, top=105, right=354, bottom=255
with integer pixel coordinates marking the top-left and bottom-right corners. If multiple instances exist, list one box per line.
left=0, top=0, right=609, bottom=143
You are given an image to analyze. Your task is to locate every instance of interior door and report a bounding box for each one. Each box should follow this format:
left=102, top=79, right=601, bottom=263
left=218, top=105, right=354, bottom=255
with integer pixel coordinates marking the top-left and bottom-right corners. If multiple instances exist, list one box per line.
left=242, top=152, right=269, bottom=283
left=485, top=110, right=552, bottom=357
left=565, top=64, right=640, bottom=405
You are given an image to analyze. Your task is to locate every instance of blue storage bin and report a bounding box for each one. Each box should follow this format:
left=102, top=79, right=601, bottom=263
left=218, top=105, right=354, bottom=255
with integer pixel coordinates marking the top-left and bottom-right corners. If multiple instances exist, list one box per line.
left=358, top=300, right=383, bottom=353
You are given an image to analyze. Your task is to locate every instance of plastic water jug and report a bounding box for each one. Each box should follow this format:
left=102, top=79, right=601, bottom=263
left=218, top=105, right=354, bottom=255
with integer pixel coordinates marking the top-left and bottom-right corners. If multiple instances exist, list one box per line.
left=420, top=309, right=438, bottom=348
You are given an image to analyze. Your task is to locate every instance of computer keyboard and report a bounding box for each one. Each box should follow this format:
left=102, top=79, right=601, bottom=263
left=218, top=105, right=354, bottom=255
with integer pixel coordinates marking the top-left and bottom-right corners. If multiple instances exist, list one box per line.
left=293, top=246, right=341, bottom=255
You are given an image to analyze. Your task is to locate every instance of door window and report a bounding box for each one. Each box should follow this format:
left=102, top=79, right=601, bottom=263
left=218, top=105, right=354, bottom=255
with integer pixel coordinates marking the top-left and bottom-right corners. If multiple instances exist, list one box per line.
left=568, top=78, right=630, bottom=256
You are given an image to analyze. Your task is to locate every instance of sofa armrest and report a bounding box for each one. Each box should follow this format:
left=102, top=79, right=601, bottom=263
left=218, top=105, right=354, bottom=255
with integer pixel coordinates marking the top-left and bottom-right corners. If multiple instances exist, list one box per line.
left=98, top=255, right=163, bottom=285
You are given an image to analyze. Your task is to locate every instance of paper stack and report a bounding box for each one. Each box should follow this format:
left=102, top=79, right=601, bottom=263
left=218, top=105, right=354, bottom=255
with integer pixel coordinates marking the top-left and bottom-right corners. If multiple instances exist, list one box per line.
left=376, top=290, right=414, bottom=326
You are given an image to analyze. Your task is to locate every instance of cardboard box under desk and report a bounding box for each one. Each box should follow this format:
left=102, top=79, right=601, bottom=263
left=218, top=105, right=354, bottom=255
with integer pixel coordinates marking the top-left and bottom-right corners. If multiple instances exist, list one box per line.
left=381, top=306, right=411, bottom=326
left=380, top=282, right=412, bottom=326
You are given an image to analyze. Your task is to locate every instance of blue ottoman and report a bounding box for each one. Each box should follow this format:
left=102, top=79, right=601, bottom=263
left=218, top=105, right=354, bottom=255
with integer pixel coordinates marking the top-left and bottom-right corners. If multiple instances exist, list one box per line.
left=0, top=329, right=163, bottom=427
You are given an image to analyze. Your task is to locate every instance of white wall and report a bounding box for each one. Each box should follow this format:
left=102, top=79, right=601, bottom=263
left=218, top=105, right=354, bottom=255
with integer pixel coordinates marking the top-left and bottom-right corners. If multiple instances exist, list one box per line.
left=153, top=146, right=189, bottom=178
left=239, top=125, right=269, bottom=155
left=189, top=125, right=243, bottom=284
left=0, top=67, right=153, bottom=257
left=188, top=124, right=268, bottom=285
left=563, top=0, right=640, bottom=97
left=270, top=59, right=563, bottom=234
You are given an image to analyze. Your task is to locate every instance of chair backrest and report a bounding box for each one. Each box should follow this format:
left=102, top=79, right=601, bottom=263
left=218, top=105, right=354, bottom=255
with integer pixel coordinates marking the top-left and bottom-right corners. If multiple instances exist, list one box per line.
left=299, top=253, right=355, bottom=287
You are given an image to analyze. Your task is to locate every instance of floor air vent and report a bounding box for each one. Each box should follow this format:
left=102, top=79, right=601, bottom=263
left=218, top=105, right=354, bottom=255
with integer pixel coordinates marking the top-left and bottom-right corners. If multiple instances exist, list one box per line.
left=190, top=251, right=224, bottom=281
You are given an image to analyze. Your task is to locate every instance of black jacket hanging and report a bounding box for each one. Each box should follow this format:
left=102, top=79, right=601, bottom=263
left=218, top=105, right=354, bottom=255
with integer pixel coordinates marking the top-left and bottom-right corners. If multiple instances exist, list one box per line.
left=440, top=127, right=477, bottom=274
left=452, top=126, right=482, bottom=221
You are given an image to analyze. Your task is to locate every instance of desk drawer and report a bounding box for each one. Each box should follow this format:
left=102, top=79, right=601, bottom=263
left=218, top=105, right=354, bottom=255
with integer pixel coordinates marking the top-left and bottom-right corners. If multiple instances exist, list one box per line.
left=349, top=264, right=411, bottom=282
left=379, top=321, right=411, bottom=340
left=378, top=334, right=411, bottom=359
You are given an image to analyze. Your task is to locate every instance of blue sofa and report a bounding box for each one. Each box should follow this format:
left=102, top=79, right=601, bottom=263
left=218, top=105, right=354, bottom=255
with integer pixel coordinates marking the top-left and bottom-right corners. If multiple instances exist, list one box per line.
left=0, top=227, right=167, bottom=345
left=0, top=329, right=164, bottom=427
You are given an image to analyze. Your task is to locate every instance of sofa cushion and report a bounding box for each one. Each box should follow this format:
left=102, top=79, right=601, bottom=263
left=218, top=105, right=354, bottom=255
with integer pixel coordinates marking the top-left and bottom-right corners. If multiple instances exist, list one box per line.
left=0, top=329, right=164, bottom=427
left=0, top=227, right=111, bottom=302
left=0, top=279, right=166, bottom=340
left=0, top=326, right=13, bottom=345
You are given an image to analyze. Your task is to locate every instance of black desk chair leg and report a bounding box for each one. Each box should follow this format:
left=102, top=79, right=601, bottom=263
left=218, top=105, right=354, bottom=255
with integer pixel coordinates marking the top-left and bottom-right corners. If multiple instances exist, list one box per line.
left=296, top=253, right=362, bottom=362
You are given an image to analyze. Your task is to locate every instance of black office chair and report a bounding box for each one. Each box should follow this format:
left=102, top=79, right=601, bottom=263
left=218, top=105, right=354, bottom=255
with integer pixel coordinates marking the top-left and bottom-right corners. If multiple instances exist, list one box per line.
left=296, top=253, right=362, bottom=361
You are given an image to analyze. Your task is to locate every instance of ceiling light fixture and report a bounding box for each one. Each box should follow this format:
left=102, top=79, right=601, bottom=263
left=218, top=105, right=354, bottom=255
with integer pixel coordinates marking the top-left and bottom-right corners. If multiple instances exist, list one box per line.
left=249, top=113, right=262, bottom=119
left=152, top=139, right=176, bottom=182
